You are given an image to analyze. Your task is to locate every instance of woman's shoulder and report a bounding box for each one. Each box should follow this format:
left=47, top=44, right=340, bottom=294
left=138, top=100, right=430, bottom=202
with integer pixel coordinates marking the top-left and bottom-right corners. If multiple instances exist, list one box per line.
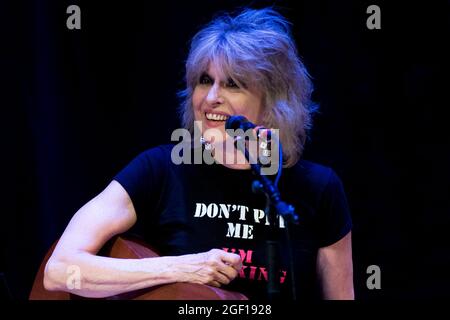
left=123, top=144, right=176, bottom=173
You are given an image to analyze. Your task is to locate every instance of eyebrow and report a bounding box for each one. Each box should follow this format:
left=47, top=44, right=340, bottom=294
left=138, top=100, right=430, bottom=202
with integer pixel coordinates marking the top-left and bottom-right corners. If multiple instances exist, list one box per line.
left=200, top=72, right=235, bottom=82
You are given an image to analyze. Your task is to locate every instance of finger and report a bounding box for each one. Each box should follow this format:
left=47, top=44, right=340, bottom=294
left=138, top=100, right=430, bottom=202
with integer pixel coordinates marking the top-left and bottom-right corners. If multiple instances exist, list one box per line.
left=218, top=251, right=242, bottom=270
left=205, top=258, right=236, bottom=284
left=258, top=128, right=272, bottom=141
left=225, top=259, right=242, bottom=273
left=213, top=269, right=232, bottom=285
left=253, top=126, right=265, bottom=138
left=215, top=262, right=239, bottom=281
left=209, top=280, right=221, bottom=288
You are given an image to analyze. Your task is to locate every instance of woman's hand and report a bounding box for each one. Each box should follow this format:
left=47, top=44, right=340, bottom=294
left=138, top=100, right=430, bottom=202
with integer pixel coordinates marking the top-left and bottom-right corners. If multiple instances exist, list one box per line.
left=173, top=249, right=242, bottom=287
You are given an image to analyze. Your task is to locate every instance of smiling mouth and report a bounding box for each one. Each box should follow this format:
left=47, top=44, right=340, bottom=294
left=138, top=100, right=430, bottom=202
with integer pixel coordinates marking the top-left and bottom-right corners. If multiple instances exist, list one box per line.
left=205, top=112, right=230, bottom=122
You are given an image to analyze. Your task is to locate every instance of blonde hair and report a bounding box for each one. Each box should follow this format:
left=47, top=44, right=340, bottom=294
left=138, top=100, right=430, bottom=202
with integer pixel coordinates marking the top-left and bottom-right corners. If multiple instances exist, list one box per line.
left=178, top=7, right=316, bottom=167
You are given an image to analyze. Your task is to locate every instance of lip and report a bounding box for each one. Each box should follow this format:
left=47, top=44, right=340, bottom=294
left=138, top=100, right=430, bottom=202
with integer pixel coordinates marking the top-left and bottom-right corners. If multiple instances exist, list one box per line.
left=203, top=109, right=231, bottom=117
left=202, top=110, right=231, bottom=128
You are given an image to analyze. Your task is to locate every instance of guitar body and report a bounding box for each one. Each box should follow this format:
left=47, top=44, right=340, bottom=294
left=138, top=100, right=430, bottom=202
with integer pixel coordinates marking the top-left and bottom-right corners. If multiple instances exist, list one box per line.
left=29, top=236, right=247, bottom=300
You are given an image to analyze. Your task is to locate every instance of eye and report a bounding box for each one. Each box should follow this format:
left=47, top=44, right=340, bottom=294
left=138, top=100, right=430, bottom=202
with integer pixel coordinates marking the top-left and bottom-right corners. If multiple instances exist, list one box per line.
left=226, top=78, right=240, bottom=88
left=199, top=74, right=212, bottom=85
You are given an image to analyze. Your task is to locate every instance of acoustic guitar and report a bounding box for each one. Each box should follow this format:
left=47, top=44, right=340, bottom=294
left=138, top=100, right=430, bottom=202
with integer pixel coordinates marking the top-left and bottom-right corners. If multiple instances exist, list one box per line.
left=29, top=236, right=247, bottom=300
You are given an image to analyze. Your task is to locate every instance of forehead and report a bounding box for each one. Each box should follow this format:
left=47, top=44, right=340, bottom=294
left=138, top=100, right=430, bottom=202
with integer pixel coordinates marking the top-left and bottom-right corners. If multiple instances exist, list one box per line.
left=201, top=61, right=251, bottom=87
left=202, top=61, right=231, bottom=79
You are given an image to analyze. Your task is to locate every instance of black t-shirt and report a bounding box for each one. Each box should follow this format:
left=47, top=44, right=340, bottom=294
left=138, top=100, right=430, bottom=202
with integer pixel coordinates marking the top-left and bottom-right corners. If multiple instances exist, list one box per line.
left=114, top=144, right=352, bottom=300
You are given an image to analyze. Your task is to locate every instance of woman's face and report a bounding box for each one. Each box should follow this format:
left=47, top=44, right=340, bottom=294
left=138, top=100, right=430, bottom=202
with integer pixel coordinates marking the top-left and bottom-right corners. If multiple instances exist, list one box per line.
left=192, top=63, right=263, bottom=143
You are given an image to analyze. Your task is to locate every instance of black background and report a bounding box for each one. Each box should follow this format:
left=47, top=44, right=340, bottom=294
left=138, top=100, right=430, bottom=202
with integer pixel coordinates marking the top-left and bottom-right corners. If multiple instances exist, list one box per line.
left=1, top=0, right=448, bottom=300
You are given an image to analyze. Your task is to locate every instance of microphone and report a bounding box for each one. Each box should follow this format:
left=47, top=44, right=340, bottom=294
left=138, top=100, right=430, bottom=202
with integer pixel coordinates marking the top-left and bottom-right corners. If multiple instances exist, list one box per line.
left=225, top=115, right=256, bottom=131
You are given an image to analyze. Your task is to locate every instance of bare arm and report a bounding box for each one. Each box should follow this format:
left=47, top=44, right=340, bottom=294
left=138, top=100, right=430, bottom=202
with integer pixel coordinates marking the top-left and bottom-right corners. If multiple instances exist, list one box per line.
left=316, top=231, right=354, bottom=300
left=44, top=180, right=242, bottom=298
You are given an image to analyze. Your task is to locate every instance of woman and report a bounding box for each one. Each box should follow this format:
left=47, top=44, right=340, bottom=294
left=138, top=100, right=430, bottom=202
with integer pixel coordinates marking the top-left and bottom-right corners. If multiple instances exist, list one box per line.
left=44, top=7, right=353, bottom=300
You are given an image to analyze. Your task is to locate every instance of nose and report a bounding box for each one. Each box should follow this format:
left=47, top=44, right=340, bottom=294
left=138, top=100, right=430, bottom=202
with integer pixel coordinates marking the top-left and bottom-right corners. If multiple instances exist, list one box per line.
left=206, top=83, right=224, bottom=106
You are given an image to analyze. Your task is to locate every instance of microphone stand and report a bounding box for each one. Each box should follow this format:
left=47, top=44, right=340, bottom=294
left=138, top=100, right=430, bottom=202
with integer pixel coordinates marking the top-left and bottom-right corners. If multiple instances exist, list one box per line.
left=233, top=135, right=299, bottom=301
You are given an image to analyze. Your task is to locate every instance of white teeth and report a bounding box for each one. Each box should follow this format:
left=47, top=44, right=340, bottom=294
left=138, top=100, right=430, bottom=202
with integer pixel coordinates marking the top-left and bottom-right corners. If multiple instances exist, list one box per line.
left=205, top=113, right=229, bottom=121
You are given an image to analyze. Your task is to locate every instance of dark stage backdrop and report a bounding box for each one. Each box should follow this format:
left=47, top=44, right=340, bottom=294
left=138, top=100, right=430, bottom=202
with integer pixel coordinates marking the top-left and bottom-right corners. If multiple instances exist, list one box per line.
left=1, top=0, right=448, bottom=300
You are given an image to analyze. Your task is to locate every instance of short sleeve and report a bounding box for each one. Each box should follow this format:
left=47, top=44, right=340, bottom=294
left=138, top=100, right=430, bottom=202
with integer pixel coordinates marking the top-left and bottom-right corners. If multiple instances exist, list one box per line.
left=316, top=169, right=353, bottom=248
left=113, top=145, right=170, bottom=218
